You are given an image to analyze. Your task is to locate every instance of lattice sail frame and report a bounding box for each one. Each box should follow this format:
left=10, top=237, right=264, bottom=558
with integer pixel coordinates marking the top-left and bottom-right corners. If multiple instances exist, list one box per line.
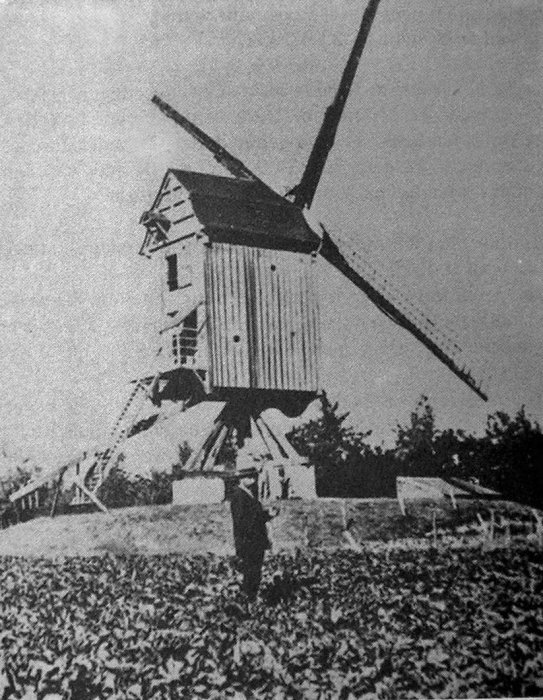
left=321, top=226, right=488, bottom=399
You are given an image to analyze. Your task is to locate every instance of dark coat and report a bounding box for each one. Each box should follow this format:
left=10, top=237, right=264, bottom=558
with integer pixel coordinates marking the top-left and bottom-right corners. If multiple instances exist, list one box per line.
left=230, top=485, right=272, bottom=561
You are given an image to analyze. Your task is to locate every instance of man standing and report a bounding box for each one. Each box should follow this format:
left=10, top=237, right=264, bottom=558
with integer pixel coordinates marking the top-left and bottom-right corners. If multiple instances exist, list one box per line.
left=230, top=467, right=278, bottom=603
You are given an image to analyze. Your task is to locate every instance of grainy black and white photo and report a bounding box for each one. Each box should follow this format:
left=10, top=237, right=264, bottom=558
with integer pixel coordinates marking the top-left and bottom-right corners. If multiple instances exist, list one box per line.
left=0, top=0, right=542, bottom=697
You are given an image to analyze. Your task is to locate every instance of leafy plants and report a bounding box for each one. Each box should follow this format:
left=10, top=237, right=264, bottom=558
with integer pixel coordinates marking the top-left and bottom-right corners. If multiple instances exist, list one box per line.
left=0, top=545, right=542, bottom=698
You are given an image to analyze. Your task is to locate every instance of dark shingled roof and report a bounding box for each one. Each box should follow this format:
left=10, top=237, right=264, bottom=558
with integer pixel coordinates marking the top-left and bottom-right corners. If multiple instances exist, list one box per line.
left=170, top=170, right=320, bottom=253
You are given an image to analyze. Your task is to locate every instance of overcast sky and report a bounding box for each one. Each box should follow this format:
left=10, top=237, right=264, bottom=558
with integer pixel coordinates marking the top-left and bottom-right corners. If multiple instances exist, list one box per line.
left=0, top=0, right=541, bottom=466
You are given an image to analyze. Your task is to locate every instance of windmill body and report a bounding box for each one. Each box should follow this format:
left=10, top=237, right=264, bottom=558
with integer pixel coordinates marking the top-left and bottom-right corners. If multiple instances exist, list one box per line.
left=141, top=170, right=321, bottom=418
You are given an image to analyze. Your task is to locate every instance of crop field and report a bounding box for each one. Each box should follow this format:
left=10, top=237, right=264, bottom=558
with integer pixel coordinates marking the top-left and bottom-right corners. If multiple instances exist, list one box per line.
left=1, top=543, right=542, bottom=699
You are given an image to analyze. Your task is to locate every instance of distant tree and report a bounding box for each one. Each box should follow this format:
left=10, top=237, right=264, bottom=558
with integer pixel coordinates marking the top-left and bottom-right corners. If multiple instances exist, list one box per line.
left=96, top=452, right=173, bottom=508
left=0, top=466, right=33, bottom=499
left=97, top=455, right=138, bottom=508
left=287, top=392, right=373, bottom=470
left=394, top=395, right=466, bottom=477
left=393, top=399, right=543, bottom=508
left=98, top=467, right=174, bottom=509
left=475, top=407, right=543, bottom=507
left=286, top=392, right=385, bottom=496
left=393, top=395, right=439, bottom=476
left=132, top=471, right=173, bottom=505
left=0, top=446, right=38, bottom=501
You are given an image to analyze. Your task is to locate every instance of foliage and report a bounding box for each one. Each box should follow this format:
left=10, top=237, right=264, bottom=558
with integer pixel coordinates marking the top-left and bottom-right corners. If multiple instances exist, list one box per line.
left=98, top=456, right=172, bottom=509
left=461, top=407, right=543, bottom=508
left=0, top=446, right=37, bottom=501
left=0, top=546, right=542, bottom=698
left=393, top=395, right=438, bottom=476
left=0, top=466, right=34, bottom=501
left=393, top=395, right=467, bottom=478
left=288, top=392, right=373, bottom=470
left=287, top=393, right=543, bottom=506
left=288, top=392, right=383, bottom=497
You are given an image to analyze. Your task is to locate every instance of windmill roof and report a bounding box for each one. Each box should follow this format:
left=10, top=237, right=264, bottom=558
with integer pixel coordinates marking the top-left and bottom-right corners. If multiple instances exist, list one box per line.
left=169, top=170, right=320, bottom=253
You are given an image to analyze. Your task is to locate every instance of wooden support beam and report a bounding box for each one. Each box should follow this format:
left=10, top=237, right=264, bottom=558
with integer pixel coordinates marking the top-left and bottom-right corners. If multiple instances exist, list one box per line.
left=252, top=417, right=281, bottom=461
left=200, top=424, right=229, bottom=471
left=258, top=414, right=309, bottom=466
left=49, top=476, right=63, bottom=518
left=183, top=417, right=226, bottom=472
left=72, top=477, right=109, bottom=514
left=49, top=464, right=72, bottom=518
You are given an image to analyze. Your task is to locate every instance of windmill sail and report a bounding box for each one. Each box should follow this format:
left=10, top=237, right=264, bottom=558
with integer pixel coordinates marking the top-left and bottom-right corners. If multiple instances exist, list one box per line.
left=320, top=225, right=488, bottom=400
left=152, top=95, right=276, bottom=195
left=291, top=0, right=382, bottom=209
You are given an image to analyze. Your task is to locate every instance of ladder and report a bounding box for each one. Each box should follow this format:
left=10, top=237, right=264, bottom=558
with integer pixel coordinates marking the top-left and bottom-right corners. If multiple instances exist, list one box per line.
left=73, top=373, right=161, bottom=505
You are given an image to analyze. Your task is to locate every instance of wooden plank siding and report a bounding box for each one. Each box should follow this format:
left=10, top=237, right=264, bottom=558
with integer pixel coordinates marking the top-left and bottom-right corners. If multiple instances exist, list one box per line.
left=205, top=243, right=320, bottom=393
left=146, top=173, right=203, bottom=253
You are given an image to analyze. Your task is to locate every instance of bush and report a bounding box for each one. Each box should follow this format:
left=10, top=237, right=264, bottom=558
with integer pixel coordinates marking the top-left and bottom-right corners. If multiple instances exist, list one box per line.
left=97, top=465, right=173, bottom=509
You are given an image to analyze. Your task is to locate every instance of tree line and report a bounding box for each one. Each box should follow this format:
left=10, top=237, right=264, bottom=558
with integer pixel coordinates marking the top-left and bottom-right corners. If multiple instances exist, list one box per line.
left=1, top=395, right=541, bottom=513
left=287, top=393, right=543, bottom=508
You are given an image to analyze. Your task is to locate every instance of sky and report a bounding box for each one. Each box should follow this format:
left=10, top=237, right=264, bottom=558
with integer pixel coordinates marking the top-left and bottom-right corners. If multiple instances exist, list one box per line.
left=0, top=0, right=542, bottom=468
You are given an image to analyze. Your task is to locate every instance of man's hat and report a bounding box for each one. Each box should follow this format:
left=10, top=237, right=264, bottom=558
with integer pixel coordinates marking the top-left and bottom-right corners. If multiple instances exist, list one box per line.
left=236, top=467, right=258, bottom=479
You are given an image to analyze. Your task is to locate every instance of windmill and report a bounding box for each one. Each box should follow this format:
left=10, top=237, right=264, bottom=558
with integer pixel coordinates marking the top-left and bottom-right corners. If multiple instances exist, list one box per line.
left=134, top=0, right=486, bottom=500
left=10, top=0, right=487, bottom=514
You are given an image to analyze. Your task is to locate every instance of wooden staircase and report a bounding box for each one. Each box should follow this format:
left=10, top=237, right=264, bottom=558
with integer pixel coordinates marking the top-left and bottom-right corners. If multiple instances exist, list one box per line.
left=72, top=373, right=161, bottom=507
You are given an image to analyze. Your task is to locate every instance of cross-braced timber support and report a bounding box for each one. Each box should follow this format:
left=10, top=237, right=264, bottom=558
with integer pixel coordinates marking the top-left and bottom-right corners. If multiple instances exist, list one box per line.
left=179, top=402, right=316, bottom=500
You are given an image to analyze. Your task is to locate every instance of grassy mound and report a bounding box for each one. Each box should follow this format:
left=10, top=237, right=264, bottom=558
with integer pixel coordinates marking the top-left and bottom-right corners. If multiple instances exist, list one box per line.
left=0, top=498, right=536, bottom=558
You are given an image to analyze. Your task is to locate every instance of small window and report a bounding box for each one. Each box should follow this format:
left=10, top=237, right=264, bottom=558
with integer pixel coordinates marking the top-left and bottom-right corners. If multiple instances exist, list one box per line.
left=166, top=254, right=178, bottom=291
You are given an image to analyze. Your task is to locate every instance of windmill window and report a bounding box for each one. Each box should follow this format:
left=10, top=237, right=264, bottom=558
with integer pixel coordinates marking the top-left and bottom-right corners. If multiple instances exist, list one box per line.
left=166, top=254, right=178, bottom=291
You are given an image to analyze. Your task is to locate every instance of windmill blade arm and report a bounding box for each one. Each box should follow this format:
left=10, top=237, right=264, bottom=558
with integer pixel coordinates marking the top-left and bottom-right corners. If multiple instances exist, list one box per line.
left=320, top=227, right=488, bottom=401
left=152, top=95, right=275, bottom=193
left=292, top=0, right=382, bottom=209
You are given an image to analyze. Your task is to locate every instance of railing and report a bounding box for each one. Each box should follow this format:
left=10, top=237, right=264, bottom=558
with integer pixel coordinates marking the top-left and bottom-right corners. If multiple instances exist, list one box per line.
left=172, top=327, right=198, bottom=367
